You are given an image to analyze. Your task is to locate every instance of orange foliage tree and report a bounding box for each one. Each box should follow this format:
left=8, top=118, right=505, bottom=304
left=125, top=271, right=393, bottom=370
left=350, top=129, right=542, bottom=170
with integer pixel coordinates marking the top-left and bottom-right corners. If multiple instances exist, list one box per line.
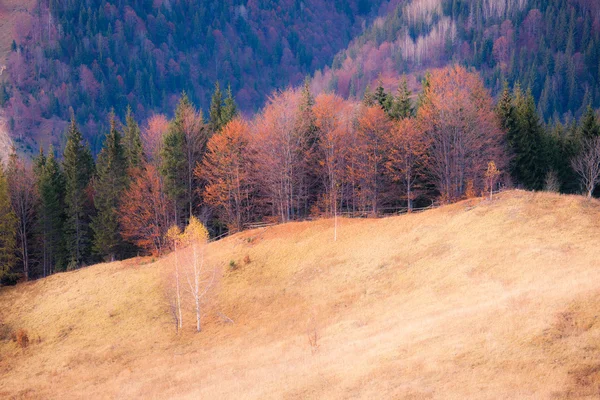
left=251, top=89, right=307, bottom=222
left=347, top=105, right=392, bottom=215
left=142, top=114, right=169, bottom=165
left=197, top=118, right=254, bottom=232
left=417, top=66, right=506, bottom=202
left=313, top=93, right=354, bottom=217
left=119, top=164, right=172, bottom=255
left=385, top=117, right=427, bottom=211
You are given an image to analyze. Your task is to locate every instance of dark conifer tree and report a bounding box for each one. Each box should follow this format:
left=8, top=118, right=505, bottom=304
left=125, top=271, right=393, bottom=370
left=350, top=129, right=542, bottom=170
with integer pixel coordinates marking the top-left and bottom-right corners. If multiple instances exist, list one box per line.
left=92, top=114, right=128, bottom=261
left=161, top=97, right=191, bottom=225
left=122, top=106, right=144, bottom=169
left=579, top=105, right=600, bottom=140
left=512, top=88, right=549, bottom=190
left=209, top=82, right=224, bottom=132
left=221, top=85, right=238, bottom=128
left=63, top=117, right=94, bottom=267
left=389, top=77, right=413, bottom=119
left=0, top=160, right=17, bottom=285
left=34, top=146, right=67, bottom=275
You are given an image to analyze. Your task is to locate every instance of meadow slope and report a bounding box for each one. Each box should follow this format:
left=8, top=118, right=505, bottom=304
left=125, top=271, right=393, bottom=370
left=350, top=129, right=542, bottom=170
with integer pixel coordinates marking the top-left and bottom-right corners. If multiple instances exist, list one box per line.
left=2, top=190, right=600, bottom=399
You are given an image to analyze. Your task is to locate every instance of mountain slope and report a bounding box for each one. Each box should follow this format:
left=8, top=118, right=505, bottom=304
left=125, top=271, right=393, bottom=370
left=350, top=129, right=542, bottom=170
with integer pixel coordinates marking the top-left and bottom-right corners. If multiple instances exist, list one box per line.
left=313, top=0, right=600, bottom=122
left=2, top=190, right=600, bottom=398
left=1, top=0, right=398, bottom=152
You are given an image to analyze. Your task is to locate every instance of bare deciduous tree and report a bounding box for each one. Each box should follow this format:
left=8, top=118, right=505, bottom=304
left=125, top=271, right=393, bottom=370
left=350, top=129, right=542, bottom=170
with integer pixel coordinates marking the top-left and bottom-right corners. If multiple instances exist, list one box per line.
left=181, top=216, right=214, bottom=333
left=571, top=137, right=600, bottom=199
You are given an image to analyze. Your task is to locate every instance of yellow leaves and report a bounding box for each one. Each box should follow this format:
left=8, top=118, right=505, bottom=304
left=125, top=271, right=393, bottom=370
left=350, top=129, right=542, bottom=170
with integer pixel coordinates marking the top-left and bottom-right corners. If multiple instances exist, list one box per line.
left=182, top=216, right=209, bottom=245
left=485, top=161, right=500, bottom=179
left=164, top=216, right=209, bottom=248
left=166, top=225, right=182, bottom=245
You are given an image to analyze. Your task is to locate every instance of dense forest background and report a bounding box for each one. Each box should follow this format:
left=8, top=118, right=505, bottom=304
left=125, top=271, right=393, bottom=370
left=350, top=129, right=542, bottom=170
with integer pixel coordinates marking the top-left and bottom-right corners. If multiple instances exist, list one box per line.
left=1, top=0, right=398, bottom=153
left=314, top=0, right=600, bottom=124
left=4, top=0, right=600, bottom=154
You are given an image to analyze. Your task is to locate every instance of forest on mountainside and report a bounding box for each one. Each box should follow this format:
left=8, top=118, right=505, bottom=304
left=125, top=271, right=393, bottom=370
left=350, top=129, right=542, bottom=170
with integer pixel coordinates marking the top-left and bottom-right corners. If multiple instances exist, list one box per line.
left=313, top=0, right=600, bottom=124
left=1, top=0, right=398, bottom=153
left=2, top=63, right=600, bottom=285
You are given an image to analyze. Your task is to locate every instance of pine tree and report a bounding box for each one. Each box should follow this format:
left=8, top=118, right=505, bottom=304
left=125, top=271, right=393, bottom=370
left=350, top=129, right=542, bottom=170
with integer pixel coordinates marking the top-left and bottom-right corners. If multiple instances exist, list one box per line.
left=34, top=146, right=67, bottom=275
left=579, top=105, right=600, bottom=140
left=122, top=106, right=144, bottom=169
left=220, top=84, right=238, bottom=128
left=512, top=88, right=549, bottom=190
left=374, top=79, right=392, bottom=112
left=63, top=118, right=94, bottom=267
left=389, top=77, right=413, bottom=119
left=161, top=96, right=193, bottom=225
left=363, top=84, right=376, bottom=107
left=92, top=114, right=128, bottom=261
left=496, top=82, right=519, bottom=176
left=209, top=83, right=223, bottom=132
left=0, top=161, right=18, bottom=285
left=296, top=78, right=318, bottom=217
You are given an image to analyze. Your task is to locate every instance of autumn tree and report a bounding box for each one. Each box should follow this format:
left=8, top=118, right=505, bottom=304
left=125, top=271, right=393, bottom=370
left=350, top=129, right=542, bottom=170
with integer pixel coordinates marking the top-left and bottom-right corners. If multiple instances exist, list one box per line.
left=385, top=118, right=427, bottom=211
left=485, top=161, right=501, bottom=200
left=119, top=164, right=172, bottom=256
left=34, top=146, right=66, bottom=275
left=181, top=216, right=212, bottom=333
left=348, top=105, right=392, bottom=214
left=417, top=66, right=506, bottom=202
left=198, top=118, right=254, bottom=232
left=92, top=114, right=128, bottom=261
left=166, top=225, right=184, bottom=331
left=63, top=118, right=94, bottom=266
left=142, top=114, right=169, bottom=165
left=252, top=89, right=307, bottom=222
left=313, top=93, right=354, bottom=236
left=7, top=150, right=38, bottom=281
left=0, top=160, right=17, bottom=285
left=571, top=137, right=600, bottom=198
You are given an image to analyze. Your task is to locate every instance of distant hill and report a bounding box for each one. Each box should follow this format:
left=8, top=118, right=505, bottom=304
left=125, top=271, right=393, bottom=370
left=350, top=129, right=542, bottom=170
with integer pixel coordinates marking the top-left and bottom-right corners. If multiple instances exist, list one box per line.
left=3, top=190, right=600, bottom=398
left=313, top=0, right=600, bottom=123
left=0, top=0, right=398, bottom=153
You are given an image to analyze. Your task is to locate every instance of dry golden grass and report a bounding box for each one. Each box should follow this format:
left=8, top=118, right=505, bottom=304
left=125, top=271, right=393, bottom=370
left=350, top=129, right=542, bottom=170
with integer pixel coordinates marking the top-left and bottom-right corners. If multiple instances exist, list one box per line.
left=3, top=190, right=600, bottom=399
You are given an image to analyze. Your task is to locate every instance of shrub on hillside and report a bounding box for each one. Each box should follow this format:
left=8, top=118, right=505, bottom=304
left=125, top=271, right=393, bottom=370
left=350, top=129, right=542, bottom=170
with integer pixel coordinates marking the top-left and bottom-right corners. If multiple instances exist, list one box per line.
left=16, top=329, right=29, bottom=349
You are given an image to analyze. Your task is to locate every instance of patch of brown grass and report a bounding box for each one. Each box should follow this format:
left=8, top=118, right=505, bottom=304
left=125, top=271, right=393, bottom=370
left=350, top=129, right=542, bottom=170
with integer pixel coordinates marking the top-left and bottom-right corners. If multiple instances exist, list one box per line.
left=2, top=190, right=600, bottom=398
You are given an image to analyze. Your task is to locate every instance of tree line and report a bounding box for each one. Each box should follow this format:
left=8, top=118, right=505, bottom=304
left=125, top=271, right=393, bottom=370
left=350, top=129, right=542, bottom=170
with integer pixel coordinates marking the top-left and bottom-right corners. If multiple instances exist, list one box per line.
left=1, top=65, right=599, bottom=285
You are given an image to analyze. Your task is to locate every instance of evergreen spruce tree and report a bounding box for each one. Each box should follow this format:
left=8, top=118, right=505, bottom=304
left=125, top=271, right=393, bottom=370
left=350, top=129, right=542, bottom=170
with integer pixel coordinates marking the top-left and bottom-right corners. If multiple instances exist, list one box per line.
left=417, top=72, right=432, bottom=111
left=512, top=88, right=549, bottom=190
left=34, top=146, right=67, bottom=275
left=579, top=105, right=600, bottom=140
left=161, top=102, right=188, bottom=225
left=362, top=84, right=376, bottom=107
left=209, top=82, right=223, bottom=132
left=496, top=82, right=519, bottom=175
left=92, top=114, right=128, bottom=261
left=122, top=106, right=144, bottom=169
left=297, top=77, right=318, bottom=216
left=0, top=161, right=18, bottom=285
left=63, top=118, right=94, bottom=267
left=389, top=77, right=413, bottom=119
left=374, top=79, right=392, bottom=112
left=220, top=84, right=238, bottom=128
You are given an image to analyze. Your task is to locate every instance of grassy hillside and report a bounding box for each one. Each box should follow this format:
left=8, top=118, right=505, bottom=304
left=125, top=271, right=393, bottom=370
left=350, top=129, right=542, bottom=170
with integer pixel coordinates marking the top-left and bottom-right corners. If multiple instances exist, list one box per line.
left=2, top=190, right=600, bottom=398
